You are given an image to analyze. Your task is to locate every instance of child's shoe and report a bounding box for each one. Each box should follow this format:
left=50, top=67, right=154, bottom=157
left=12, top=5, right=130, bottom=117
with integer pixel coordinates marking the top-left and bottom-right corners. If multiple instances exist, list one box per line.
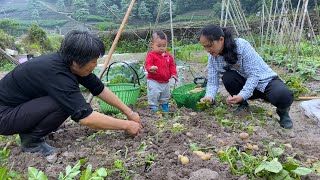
left=161, top=104, right=169, bottom=112
left=149, top=106, right=158, bottom=112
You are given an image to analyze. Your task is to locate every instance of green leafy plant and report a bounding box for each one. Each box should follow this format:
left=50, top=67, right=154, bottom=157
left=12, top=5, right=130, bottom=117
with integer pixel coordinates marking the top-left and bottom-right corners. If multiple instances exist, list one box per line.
left=28, top=167, right=48, bottom=180
left=58, top=159, right=85, bottom=180
left=284, top=75, right=308, bottom=98
left=196, top=101, right=210, bottom=110
left=80, top=164, right=108, bottom=180
left=144, top=153, right=157, bottom=171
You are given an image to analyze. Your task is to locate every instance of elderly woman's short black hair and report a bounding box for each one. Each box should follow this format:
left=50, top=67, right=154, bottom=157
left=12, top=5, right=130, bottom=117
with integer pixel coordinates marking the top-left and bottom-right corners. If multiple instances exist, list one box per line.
left=59, top=30, right=105, bottom=67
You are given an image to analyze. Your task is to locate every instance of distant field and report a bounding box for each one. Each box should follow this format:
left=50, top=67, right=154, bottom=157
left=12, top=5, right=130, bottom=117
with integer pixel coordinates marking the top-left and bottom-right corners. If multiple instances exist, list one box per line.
left=0, top=0, right=217, bottom=34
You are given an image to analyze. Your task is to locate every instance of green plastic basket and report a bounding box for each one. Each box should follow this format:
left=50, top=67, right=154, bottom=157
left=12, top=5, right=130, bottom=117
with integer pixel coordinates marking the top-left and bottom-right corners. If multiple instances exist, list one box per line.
left=98, top=61, right=141, bottom=114
left=172, top=83, right=206, bottom=111
left=98, top=83, right=140, bottom=114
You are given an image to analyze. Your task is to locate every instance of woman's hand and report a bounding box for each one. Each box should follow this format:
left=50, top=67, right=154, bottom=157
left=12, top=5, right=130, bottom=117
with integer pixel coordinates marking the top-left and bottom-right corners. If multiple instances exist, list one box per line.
left=226, top=95, right=243, bottom=105
left=200, top=97, right=213, bottom=103
left=125, top=121, right=143, bottom=136
left=127, top=111, right=141, bottom=124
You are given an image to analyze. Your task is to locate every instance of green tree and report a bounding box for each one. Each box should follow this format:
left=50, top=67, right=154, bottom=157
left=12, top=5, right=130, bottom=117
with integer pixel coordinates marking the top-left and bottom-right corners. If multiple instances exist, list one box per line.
left=26, top=24, right=52, bottom=52
left=96, top=0, right=105, bottom=15
left=28, top=0, right=41, bottom=21
left=75, top=8, right=90, bottom=22
left=107, top=4, right=120, bottom=21
left=31, top=9, right=40, bottom=21
left=138, top=1, right=152, bottom=21
left=56, top=0, right=65, bottom=12
left=0, top=30, right=15, bottom=49
left=157, top=0, right=174, bottom=22
left=103, top=0, right=113, bottom=6
left=73, top=0, right=89, bottom=9
left=73, top=0, right=90, bottom=22
left=0, top=19, right=19, bottom=36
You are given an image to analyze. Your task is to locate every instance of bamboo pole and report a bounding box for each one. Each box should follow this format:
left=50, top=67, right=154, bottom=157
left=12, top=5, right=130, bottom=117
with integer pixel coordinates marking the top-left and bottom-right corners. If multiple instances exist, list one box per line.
left=224, top=0, right=230, bottom=27
left=274, top=0, right=287, bottom=46
left=267, top=0, right=279, bottom=65
left=314, top=0, right=320, bottom=32
left=169, top=0, right=174, bottom=58
left=229, top=1, right=243, bottom=33
left=87, top=0, right=136, bottom=103
left=220, top=0, right=225, bottom=26
left=225, top=0, right=239, bottom=36
left=294, top=0, right=309, bottom=73
left=264, top=0, right=274, bottom=46
left=231, top=1, right=246, bottom=35
left=288, top=0, right=302, bottom=59
left=0, top=48, right=19, bottom=65
left=235, top=0, right=255, bottom=46
left=261, top=0, right=265, bottom=47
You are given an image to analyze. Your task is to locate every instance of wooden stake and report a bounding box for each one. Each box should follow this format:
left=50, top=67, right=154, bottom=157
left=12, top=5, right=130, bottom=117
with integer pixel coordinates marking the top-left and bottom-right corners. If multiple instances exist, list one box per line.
left=298, top=97, right=320, bottom=100
left=87, top=0, right=136, bottom=103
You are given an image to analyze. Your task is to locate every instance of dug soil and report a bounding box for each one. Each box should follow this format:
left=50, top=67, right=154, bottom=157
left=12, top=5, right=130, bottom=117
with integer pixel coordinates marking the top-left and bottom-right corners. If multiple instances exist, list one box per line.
left=2, top=64, right=320, bottom=180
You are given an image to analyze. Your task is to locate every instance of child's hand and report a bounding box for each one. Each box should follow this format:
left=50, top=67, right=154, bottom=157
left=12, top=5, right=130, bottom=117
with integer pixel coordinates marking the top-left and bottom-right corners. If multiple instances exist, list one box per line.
left=171, top=75, right=178, bottom=81
left=149, top=66, right=158, bottom=73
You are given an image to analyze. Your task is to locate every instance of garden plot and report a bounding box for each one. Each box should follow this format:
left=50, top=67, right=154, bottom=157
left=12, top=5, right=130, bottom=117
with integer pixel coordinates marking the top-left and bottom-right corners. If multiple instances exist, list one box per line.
left=1, top=63, right=320, bottom=180
left=3, top=92, right=320, bottom=179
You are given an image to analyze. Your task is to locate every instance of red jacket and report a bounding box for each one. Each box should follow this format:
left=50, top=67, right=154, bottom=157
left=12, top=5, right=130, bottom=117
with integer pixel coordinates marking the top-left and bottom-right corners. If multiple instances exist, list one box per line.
left=145, top=51, right=177, bottom=83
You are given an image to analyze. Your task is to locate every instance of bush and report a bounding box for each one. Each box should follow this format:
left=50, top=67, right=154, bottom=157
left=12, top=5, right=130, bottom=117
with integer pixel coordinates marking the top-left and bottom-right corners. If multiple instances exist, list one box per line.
left=0, top=30, right=15, bottom=49
left=19, top=24, right=53, bottom=54
left=87, top=15, right=107, bottom=22
left=96, top=22, right=118, bottom=31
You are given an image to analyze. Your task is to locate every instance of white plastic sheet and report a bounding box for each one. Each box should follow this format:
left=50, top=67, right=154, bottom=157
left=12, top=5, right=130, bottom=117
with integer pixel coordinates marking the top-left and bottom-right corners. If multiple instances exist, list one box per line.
left=300, top=100, right=320, bottom=127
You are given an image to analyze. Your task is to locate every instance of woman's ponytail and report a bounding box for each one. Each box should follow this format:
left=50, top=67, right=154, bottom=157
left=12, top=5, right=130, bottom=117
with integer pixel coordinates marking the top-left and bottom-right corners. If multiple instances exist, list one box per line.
left=222, top=27, right=238, bottom=64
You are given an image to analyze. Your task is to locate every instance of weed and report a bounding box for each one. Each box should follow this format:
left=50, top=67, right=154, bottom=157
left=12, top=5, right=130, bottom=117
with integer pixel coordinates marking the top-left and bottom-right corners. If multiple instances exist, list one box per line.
left=284, top=75, right=308, bottom=98
left=0, top=60, right=15, bottom=71
left=189, top=142, right=216, bottom=151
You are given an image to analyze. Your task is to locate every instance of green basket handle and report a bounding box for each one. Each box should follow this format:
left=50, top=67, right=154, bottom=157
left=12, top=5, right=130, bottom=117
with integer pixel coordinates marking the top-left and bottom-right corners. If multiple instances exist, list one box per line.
left=193, top=77, right=207, bottom=87
left=106, top=61, right=140, bottom=87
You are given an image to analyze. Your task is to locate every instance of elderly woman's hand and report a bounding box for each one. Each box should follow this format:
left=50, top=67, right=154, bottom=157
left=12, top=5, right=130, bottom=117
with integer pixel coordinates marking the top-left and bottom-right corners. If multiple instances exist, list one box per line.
left=125, top=121, right=143, bottom=136
left=127, top=111, right=141, bottom=124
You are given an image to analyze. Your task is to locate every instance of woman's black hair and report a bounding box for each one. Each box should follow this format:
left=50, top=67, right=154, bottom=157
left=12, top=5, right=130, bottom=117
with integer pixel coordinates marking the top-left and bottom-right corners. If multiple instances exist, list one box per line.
left=59, top=30, right=105, bottom=67
left=200, top=24, right=238, bottom=64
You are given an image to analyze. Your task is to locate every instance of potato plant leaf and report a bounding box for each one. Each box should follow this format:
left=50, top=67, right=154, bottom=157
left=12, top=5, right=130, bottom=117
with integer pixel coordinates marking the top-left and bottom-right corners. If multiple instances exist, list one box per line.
left=255, top=158, right=283, bottom=174
left=291, top=167, right=313, bottom=176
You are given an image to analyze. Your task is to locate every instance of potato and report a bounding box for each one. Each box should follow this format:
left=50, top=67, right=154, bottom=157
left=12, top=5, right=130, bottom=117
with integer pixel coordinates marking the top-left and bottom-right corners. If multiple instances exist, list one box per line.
left=193, top=151, right=205, bottom=157
left=200, top=153, right=212, bottom=161
left=284, top=143, right=293, bottom=149
left=252, top=145, right=259, bottom=150
left=217, top=150, right=225, bottom=155
left=246, top=143, right=254, bottom=150
left=239, top=132, right=249, bottom=140
left=178, top=155, right=189, bottom=165
left=186, top=132, right=193, bottom=137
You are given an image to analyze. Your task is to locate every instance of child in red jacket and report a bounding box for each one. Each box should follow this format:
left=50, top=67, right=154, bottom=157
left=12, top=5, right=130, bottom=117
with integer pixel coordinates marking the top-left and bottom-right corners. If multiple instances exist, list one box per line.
left=145, top=31, right=178, bottom=112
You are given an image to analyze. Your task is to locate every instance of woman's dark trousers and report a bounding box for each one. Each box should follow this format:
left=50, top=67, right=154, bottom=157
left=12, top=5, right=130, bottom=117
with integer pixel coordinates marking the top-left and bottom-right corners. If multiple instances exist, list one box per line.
left=221, top=70, right=294, bottom=129
left=0, top=96, right=69, bottom=155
